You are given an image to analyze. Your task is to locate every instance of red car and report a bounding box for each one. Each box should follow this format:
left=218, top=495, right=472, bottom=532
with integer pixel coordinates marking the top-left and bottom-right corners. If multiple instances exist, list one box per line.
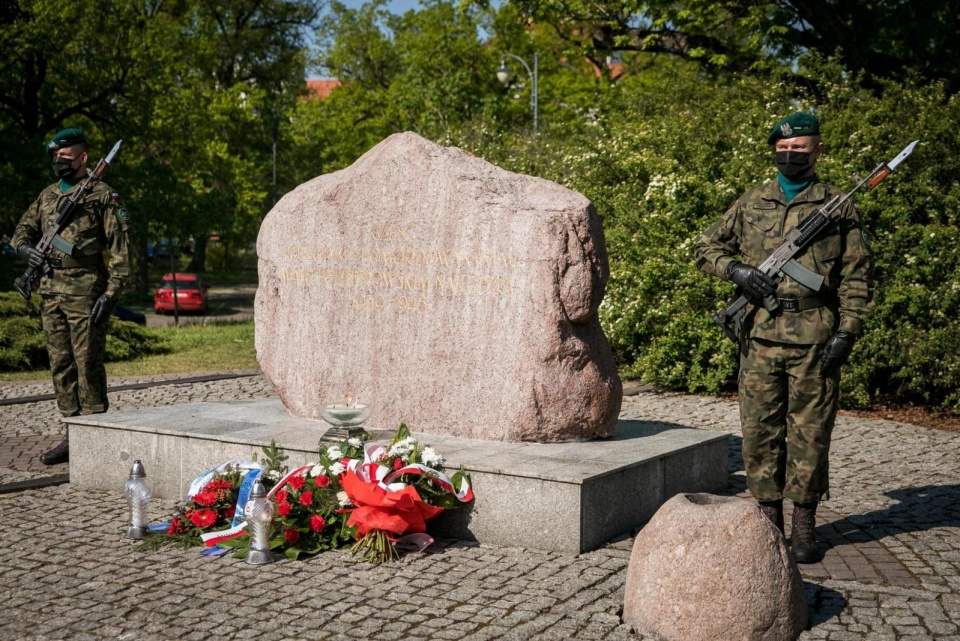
left=154, top=273, right=209, bottom=314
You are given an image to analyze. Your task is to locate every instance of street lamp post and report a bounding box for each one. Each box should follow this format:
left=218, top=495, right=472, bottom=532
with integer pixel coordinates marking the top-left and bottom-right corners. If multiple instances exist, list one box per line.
left=496, top=52, right=538, bottom=133
left=271, top=105, right=278, bottom=206
left=270, top=83, right=285, bottom=207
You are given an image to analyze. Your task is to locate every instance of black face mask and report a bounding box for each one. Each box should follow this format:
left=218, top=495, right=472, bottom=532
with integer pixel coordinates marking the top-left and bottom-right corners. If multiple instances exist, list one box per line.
left=775, top=151, right=814, bottom=179
left=53, top=157, right=77, bottom=179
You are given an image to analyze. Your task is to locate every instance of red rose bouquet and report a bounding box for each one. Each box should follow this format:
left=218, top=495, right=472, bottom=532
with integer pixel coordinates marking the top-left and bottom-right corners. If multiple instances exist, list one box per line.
left=140, top=466, right=245, bottom=550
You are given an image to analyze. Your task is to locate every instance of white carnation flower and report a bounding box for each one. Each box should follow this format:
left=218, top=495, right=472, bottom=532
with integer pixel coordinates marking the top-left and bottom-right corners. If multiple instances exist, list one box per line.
left=326, top=446, right=344, bottom=460
left=329, top=462, right=346, bottom=476
left=420, top=447, right=444, bottom=468
left=267, top=470, right=281, bottom=480
left=310, top=465, right=327, bottom=478
left=347, top=437, right=362, bottom=448
left=388, top=437, right=416, bottom=458
left=337, top=491, right=351, bottom=507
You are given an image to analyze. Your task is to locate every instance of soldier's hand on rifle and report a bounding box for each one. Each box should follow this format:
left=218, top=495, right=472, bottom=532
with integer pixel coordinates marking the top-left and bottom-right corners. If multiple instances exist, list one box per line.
left=16, top=244, right=45, bottom=271
left=819, top=331, right=856, bottom=377
left=726, top=262, right=777, bottom=302
left=90, top=294, right=116, bottom=325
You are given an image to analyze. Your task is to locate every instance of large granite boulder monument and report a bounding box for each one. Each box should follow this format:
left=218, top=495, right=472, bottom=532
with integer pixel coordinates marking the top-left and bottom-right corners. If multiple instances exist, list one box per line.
left=256, top=132, right=621, bottom=442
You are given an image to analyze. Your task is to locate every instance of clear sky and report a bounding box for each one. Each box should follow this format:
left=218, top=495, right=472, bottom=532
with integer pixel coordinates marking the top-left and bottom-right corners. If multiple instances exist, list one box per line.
left=334, top=0, right=425, bottom=15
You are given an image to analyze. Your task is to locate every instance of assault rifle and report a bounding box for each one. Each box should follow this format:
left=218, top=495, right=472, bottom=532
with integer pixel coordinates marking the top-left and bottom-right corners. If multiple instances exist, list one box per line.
left=13, top=140, right=122, bottom=301
left=712, top=140, right=918, bottom=343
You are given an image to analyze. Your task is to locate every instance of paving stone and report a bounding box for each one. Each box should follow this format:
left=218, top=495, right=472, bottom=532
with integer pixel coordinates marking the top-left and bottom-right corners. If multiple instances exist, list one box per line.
left=3, top=379, right=960, bottom=640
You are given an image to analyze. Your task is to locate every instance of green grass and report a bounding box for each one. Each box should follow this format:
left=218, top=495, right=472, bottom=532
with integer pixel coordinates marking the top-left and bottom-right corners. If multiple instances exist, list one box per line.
left=0, top=320, right=258, bottom=381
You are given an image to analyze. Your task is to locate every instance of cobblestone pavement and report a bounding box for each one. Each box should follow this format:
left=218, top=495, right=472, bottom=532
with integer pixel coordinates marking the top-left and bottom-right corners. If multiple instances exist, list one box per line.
left=1, top=376, right=958, bottom=640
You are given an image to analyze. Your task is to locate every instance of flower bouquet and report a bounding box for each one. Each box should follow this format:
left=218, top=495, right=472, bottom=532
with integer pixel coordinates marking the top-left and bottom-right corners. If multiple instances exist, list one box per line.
left=205, top=425, right=473, bottom=563
left=338, top=425, right=472, bottom=562
left=138, top=461, right=263, bottom=551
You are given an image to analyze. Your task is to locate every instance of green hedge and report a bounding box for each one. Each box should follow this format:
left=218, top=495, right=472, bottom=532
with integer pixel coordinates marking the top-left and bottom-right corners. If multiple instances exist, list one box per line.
left=0, top=294, right=45, bottom=371
left=448, top=61, right=960, bottom=411
left=0, top=292, right=170, bottom=372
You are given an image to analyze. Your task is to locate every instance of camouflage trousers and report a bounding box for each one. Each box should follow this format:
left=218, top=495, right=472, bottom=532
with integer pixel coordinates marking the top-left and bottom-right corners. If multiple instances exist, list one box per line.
left=41, top=294, right=109, bottom=417
left=738, top=337, right=839, bottom=504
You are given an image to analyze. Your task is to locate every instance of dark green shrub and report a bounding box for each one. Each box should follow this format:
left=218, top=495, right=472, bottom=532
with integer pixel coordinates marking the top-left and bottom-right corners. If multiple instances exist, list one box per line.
left=0, top=315, right=47, bottom=371
left=104, top=319, right=169, bottom=363
left=0, top=292, right=170, bottom=372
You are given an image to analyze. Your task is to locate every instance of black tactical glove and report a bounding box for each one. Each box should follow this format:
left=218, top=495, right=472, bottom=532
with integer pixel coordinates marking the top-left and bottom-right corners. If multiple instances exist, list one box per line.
left=17, top=244, right=45, bottom=271
left=819, top=330, right=857, bottom=377
left=726, top=261, right=777, bottom=301
left=90, top=294, right=117, bottom=325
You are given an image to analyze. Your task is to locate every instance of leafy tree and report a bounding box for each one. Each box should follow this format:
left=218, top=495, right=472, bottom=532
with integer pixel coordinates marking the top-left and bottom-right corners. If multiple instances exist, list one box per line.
left=0, top=0, right=320, bottom=283
left=0, top=0, right=170, bottom=234
left=506, top=0, right=960, bottom=92
left=285, top=0, right=503, bottom=184
left=139, top=0, right=320, bottom=274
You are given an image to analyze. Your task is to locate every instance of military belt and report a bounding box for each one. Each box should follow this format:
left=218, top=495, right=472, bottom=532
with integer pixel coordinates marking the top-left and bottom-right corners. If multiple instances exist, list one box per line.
left=777, top=293, right=834, bottom=313
left=47, top=253, right=103, bottom=269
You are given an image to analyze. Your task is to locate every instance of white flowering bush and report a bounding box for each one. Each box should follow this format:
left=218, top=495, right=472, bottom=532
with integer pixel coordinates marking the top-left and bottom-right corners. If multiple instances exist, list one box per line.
left=448, top=59, right=960, bottom=411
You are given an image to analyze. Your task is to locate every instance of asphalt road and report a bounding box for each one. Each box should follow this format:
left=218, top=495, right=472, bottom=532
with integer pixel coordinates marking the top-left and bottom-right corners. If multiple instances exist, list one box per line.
left=141, top=284, right=256, bottom=327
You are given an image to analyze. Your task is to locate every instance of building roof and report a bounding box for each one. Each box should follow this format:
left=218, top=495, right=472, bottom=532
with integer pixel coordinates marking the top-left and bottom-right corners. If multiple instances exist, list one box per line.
left=305, top=79, right=342, bottom=100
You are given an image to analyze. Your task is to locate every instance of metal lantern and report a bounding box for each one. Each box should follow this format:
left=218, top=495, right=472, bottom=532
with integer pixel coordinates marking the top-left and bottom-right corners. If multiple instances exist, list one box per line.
left=123, top=460, right=151, bottom=539
left=243, top=477, right=274, bottom=565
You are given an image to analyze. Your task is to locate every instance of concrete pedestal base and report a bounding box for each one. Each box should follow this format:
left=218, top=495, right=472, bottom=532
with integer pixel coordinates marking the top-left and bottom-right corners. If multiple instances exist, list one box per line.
left=66, top=399, right=727, bottom=553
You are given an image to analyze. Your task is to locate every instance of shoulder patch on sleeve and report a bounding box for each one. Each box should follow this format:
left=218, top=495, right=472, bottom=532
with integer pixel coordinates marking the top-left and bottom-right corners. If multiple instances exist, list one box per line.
left=117, top=207, right=130, bottom=222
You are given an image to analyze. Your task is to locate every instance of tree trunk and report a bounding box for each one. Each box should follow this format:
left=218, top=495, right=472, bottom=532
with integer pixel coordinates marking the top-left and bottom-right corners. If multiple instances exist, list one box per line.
left=133, top=236, right=150, bottom=293
left=186, top=235, right=208, bottom=273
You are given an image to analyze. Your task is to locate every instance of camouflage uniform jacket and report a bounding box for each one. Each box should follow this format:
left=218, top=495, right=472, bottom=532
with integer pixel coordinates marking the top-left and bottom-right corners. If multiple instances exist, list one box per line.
left=695, top=178, right=874, bottom=344
left=12, top=180, right=131, bottom=299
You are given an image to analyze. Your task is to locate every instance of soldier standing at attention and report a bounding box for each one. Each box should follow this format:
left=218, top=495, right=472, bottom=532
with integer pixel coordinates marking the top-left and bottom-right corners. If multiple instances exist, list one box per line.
left=12, top=128, right=131, bottom=465
left=694, top=113, right=874, bottom=563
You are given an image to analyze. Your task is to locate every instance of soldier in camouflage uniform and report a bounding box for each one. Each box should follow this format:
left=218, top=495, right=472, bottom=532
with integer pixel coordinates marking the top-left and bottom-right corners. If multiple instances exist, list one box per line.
left=694, top=113, right=874, bottom=563
left=12, top=128, right=131, bottom=466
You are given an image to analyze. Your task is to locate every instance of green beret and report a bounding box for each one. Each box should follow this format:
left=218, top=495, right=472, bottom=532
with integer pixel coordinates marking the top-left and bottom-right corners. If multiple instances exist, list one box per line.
left=767, top=113, right=820, bottom=145
left=46, top=128, right=87, bottom=155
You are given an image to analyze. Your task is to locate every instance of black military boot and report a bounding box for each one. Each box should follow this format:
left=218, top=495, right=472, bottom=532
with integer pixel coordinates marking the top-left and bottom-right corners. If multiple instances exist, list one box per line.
left=758, top=499, right=784, bottom=536
left=40, top=437, right=69, bottom=465
left=791, top=501, right=821, bottom=564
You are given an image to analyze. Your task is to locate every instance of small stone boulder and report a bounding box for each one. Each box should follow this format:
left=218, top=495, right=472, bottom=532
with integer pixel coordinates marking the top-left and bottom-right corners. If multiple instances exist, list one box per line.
left=623, top=493, right=807, bottom=641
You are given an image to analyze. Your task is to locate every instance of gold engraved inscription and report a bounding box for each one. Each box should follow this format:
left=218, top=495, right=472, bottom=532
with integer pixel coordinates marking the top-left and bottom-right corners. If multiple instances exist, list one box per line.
left=279, top=224, right=521, bottom=312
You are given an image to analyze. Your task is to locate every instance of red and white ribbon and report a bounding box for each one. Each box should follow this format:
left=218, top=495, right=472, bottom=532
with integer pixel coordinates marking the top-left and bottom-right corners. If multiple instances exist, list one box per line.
left=200, top=522, right=248, bottom=546
left=345, top=443, right=473, bottom=502
left=265, top=465, right=313, bottom=498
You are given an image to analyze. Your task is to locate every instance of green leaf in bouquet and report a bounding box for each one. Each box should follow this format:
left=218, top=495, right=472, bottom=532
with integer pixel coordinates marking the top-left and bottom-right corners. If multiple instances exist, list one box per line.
left=284, top=546, right=305, bottom=560
left=394, top=423, right=411, bottom=442
left=216, top=536, right=248, bottom=550
left=450, top=468, right=471, bottom=489
left=229, top=547, right=250, bottom=560
left=257, top=439, right=289, bottom=483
